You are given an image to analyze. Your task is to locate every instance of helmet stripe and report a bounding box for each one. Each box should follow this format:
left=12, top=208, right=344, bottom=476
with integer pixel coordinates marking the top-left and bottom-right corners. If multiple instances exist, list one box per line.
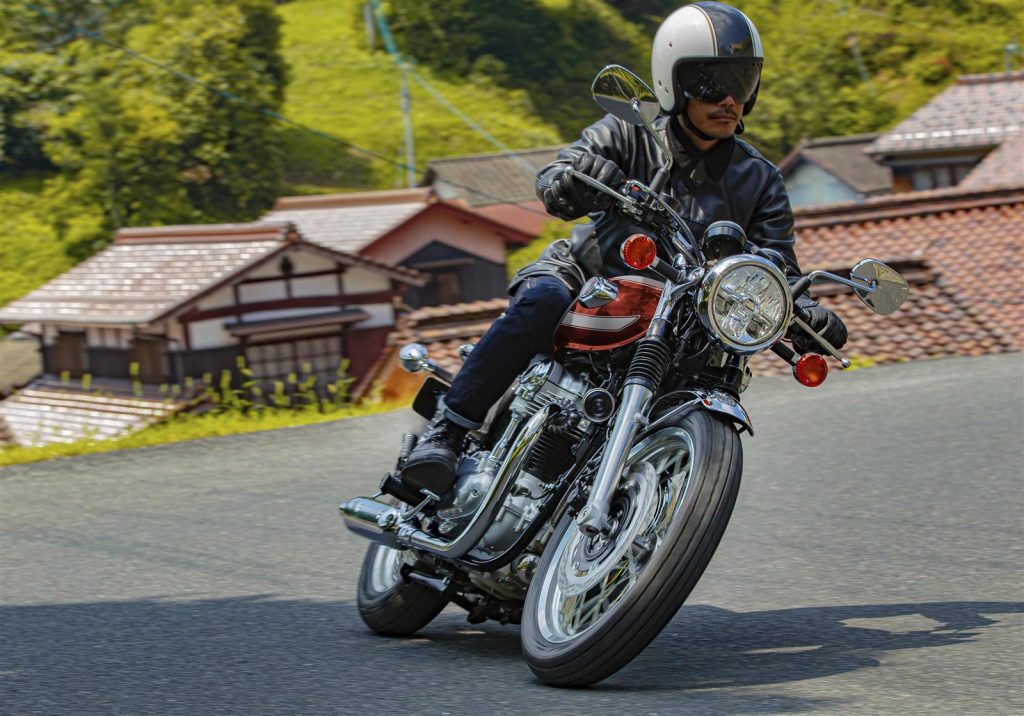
left=696, top=2, right=757, bottom=58
left=693, top=5, right=719, bottom=58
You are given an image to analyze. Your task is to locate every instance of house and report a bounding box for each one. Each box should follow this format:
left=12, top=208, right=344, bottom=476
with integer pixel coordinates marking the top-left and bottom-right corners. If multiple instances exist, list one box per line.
left=795, top=184, right=1024, bottom=350
left=778, top=134, right=892, bottom=208
left=263, top=187, right=536, bottom=309
left=370, top=182, right=1023, bottom=399
left=422, top=147, right=562, bottom=237
left=0, top=221, right=424, bottom=399
left=868, top=72, right=1024, bottom=192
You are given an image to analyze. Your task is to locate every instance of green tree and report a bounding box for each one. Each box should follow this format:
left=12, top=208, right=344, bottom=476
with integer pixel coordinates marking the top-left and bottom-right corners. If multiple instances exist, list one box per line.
left=3, top=0, right=288, bottom=239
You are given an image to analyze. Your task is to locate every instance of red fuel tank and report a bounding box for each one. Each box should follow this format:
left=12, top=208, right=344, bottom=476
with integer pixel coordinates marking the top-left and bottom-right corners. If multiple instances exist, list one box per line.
left=554, top=276, right=664, bottom=352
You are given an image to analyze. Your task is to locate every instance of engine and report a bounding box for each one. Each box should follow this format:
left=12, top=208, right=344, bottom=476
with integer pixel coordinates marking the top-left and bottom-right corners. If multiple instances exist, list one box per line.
left=434, top=359, right=593, bottom=564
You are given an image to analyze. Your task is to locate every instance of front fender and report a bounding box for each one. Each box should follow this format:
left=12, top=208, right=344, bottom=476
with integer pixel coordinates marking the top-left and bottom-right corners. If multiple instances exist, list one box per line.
left=642, top=388, right=753, bottom=437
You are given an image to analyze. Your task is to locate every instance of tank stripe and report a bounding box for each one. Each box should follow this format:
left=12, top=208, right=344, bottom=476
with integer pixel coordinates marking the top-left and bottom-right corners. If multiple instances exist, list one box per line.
left=560, top=313, right=641, bottom=332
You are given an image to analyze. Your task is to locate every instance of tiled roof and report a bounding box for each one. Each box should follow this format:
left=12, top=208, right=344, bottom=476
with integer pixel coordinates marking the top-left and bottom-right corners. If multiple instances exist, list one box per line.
left=263, top=186, right=536, bottom=253
left=749, top=258, right=1016, bottom=377
left=778, top=134, right=892, bottom=195
left=960, top=134, right=1024, bottom=189
left=386, top=298, right=508, bottom=375
left=870, top=72, right=1024, bottom=156
left=263, top=188, right=433, bottom=254
left=423, top=147, right=561, bottom=207
left=0, top=379, right=184, bottom=446
left=0, top=221, right=422, bottom=325
left=794, top=185, right=1024, bottom=349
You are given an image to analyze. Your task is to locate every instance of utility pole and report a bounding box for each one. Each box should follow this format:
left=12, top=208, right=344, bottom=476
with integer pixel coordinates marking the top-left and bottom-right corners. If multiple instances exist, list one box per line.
left=363, top=3, right=376, bottom=50
left=369, top=0, right=416, bottom=188
left=1005, top=42, right=1021, bottom=72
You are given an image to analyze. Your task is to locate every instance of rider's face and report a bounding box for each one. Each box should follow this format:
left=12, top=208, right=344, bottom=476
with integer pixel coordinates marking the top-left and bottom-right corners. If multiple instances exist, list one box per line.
left=685, top=95, right=742, bottom=140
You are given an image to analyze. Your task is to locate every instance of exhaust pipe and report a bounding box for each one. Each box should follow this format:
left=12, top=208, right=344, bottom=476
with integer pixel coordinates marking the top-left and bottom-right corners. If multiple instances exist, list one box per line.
left=339, top=497, right=403, bottom=549
left=339, top=406, right=550, bottom=559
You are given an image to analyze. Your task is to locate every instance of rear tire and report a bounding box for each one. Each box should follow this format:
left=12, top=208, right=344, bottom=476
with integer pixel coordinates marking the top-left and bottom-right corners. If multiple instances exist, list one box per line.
left=357, top=543, right=446, bottom=636
left=521, top=410, right=742, bottom=686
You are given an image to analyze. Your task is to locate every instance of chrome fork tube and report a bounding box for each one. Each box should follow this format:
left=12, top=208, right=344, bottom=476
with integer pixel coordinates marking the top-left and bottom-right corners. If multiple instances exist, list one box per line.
left=577, top=383, right=653, bottom=534
left=577, top=279, right=678, bottom=535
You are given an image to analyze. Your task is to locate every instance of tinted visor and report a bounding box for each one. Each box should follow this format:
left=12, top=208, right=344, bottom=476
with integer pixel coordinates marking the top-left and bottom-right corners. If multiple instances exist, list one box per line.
left=678, top=60, right=762, bottom=105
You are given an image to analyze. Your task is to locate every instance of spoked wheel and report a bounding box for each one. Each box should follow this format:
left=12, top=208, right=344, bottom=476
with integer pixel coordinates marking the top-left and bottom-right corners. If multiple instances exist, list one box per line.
left=357, top=542, right=447, bottom=636
left=521, top=410, right=742, bottom=686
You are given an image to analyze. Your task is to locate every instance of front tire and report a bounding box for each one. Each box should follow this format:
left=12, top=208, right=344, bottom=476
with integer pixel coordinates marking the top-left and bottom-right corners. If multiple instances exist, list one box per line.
left=357, top=543, right=447, bottom=636
left=521, top=410, right=742, bottom=686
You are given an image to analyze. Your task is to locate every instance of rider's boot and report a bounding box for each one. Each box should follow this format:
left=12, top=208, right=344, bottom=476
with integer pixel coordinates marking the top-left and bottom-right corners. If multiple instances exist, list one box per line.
left=401, top=408, right=467, bottom=496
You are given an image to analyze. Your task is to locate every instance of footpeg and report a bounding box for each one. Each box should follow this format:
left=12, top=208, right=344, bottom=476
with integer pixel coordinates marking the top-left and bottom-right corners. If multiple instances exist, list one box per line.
left=379, top=472, right=426, bottom=506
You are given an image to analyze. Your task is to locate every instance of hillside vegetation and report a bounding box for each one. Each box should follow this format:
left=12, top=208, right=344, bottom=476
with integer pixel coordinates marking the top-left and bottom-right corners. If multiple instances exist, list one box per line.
left=0, top=0, right=1021, bottom=312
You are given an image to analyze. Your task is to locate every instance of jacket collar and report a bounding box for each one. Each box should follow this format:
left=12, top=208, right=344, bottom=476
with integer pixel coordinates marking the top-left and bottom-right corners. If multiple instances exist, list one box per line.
left=665, top=114, right=735, bottom=186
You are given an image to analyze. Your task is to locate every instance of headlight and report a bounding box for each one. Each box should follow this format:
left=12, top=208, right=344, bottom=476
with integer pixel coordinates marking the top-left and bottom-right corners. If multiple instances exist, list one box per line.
left=696, top=254, right=793, bottom=354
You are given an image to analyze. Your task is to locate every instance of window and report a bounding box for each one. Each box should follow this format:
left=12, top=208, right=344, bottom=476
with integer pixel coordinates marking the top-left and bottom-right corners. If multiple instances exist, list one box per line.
left=246, top=335, right=343, bottom=384
left=434, top=271, right=462, bottom=305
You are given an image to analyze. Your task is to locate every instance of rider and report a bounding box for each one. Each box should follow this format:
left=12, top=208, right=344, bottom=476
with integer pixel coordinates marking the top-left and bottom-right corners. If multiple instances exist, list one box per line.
left=401, top=1, right=848, bottom=495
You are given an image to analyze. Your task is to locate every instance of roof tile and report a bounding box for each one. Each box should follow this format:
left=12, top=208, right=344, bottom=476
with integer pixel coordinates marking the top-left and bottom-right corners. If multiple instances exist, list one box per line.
left=424, top=147, right=561, bottom=207
left=870, top=72, right=1024, bottom=155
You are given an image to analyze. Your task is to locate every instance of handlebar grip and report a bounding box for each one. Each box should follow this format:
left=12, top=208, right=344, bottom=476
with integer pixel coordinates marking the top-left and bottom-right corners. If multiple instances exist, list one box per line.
left=790, top=276, right=813, bottom=300
left=771, top=341, right=798, bottom=365
left=650, top=257, right=686, bottom=284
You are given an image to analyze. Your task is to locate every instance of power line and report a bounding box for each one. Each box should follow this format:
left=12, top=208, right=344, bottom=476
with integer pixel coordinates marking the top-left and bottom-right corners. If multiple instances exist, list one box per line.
left=367, top=0, right=539, bottom=180
left=19, top=2, right=556, bottom=219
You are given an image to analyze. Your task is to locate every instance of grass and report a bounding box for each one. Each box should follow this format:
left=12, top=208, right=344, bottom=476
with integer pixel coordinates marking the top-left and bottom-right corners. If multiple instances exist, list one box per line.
left=275, top=0, right=564, bottom=193
left=0, top=397, right=407, bottom=467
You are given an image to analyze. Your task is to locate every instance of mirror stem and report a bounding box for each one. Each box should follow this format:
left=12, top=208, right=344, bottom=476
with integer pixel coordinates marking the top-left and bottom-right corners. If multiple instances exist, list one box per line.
left=649, top=165, right=670, bottom=194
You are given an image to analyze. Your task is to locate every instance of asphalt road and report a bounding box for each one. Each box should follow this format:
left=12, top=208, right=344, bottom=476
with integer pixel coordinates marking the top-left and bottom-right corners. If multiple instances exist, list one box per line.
left=2, top=353, right=1022, bottom=716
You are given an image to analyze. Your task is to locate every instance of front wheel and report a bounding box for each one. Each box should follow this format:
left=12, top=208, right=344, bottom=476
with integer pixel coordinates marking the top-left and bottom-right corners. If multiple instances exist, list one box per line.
left=521, top=410, right=743, bottom=686
left=357, top=543, right=447, bottom=636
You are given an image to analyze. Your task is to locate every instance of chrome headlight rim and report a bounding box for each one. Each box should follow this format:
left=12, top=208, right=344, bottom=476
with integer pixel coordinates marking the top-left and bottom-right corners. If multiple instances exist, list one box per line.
left=696, top=254, right=794, bottom=355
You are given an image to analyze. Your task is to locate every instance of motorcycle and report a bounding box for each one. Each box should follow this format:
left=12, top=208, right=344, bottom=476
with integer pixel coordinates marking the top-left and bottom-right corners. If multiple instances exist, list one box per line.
left=339, top=64, right=910, bottom=687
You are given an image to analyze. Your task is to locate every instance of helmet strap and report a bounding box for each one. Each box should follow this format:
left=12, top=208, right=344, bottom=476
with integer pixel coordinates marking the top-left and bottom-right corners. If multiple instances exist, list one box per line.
left=681, top=103, right=719, bottom=143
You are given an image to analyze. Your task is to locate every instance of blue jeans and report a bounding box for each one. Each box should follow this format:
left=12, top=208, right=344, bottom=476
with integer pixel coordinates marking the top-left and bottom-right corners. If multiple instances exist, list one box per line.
left=443, top=276, right=576, bottom=428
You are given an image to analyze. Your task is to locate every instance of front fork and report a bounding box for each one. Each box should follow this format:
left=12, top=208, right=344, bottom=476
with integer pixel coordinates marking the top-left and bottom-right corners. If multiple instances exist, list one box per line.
left=576, top=280, right=680, bottom=535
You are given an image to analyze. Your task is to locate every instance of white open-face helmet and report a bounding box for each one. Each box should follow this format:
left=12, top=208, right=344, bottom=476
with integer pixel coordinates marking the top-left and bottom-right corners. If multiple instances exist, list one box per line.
left=651, top=2, right=764, bottom=116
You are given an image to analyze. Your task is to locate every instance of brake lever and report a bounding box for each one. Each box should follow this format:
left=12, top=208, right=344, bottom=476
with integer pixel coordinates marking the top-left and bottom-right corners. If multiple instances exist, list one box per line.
left=789, top=314, right=851, bottom=368
left=566, top=168, right=639, bottom=210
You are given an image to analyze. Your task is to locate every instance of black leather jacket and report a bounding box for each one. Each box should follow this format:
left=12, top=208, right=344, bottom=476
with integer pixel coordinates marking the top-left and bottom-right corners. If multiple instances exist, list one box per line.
left=512, top=113, right=802, bottom=293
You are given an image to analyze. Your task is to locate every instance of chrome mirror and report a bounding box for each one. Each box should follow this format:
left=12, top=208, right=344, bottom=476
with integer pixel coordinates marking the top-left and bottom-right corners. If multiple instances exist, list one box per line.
left=579, top=276, right=619, bottom=308
left=591, top=65, right=660, bottom=126
left=399, top=343, right=429, bottom=373
left=850, top=259, right=909, bottom=315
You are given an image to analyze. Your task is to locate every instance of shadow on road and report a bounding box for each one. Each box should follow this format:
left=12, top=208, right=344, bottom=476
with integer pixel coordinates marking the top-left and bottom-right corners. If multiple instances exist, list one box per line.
left=1, top=597, right=1019, bottom=713
left=613, top=600, right=1024, bottom=692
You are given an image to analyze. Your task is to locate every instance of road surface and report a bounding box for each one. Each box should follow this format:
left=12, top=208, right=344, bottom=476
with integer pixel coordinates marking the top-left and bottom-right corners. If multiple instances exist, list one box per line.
left=2, top=353, right=1022, bottom=715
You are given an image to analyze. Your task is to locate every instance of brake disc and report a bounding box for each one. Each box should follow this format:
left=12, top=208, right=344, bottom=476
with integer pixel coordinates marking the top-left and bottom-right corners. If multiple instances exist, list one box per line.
left=557, top=460, right=659, bottom=597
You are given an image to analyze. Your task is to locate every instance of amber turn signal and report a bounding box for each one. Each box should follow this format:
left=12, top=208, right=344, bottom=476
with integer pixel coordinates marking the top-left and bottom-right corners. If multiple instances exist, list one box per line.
left=793, top=353, right=828, bottom=387
left=620, top=234, right=657, bottom=270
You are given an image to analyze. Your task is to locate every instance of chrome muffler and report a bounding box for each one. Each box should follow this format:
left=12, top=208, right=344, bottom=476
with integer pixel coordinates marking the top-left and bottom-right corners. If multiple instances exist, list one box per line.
left=339, top=497, right=403, bottom=549
left=339, top=406, right=550, bottom=559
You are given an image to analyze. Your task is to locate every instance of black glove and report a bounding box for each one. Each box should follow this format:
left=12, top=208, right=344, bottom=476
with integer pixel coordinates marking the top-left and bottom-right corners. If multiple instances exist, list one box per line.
left=544, top=153, right=625, bottom=220
left=791, top=297, right=848, bottom=355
